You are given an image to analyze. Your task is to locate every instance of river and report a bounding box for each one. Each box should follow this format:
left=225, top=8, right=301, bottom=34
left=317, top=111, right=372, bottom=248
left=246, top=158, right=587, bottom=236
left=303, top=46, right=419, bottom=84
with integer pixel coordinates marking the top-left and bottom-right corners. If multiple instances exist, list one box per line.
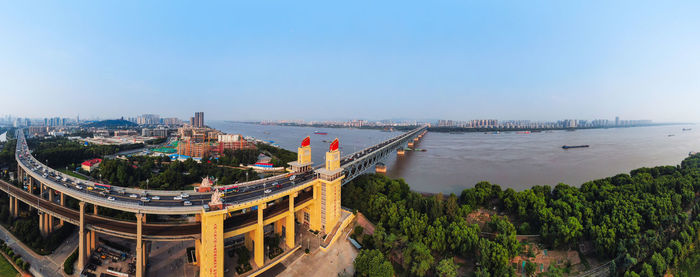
left=211, top=121, right=700, bottom=194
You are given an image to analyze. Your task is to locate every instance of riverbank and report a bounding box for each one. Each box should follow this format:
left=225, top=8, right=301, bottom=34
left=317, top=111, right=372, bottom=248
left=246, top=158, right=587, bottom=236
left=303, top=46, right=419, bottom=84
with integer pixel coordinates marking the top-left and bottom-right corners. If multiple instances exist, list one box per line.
left=428, top=122, right=689, bottom=133
left=344, top=150, right=700, bottom=276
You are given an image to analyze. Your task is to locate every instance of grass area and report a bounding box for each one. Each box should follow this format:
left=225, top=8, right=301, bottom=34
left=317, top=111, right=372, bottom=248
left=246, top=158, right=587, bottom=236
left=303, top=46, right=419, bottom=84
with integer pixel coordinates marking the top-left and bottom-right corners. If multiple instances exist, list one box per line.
left=58, top=169, right=90, bottom=180
left=0, top=254, right=18, bottom=277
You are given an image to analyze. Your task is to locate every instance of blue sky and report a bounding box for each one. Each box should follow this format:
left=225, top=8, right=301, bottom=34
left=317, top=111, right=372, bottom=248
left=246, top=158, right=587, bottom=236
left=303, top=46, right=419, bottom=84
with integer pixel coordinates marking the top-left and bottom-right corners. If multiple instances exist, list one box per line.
left=0, top=1, right=698, bottom=122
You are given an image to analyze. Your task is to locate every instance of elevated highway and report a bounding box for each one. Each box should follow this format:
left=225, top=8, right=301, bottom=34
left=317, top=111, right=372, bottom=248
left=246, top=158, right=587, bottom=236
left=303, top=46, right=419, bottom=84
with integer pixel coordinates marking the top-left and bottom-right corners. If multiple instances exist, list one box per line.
left=14, top=125, right=426, bottom=214
left=8, top=125, right=427, bottom=277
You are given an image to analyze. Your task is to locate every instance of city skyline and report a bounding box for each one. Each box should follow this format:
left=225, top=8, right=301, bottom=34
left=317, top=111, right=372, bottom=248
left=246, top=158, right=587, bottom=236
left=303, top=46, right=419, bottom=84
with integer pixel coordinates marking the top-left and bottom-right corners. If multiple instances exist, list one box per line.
left=1, top=1, right=699, bottom=122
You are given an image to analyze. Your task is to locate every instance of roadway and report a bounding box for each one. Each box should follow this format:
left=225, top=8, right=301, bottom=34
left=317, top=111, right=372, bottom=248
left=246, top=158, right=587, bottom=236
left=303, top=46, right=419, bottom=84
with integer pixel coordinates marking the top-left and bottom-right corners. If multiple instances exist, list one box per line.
left=14, top=126, right=426, bottom=214
left=0, top=179, right=313, bottom=240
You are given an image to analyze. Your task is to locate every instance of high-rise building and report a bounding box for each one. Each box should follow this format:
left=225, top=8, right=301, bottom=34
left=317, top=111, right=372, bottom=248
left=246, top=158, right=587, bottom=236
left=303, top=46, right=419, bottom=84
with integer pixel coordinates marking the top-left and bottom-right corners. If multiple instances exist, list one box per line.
left=194, top=112, right=204, bottom=127
left=137, top=114, right=160, bottom=125
left=615, top=116, right=620, bottom=126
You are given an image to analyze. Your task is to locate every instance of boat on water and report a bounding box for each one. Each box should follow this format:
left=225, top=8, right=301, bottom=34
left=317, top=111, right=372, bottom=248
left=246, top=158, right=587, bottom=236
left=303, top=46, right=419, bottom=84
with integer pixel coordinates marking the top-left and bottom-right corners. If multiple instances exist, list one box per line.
left=668, top=134, right=675, bottom=137
left=562, top=145, right=589, bottom=149
left=314, top=131, right=328, bottom=135
left=516, top=131, right=531, bottom=134
left=683, top=128, right=692, bottom=131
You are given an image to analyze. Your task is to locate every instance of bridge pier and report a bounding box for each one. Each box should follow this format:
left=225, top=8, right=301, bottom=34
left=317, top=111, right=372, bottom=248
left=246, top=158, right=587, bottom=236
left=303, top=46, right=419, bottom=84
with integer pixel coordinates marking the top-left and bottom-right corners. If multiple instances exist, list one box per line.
left=244, top=230, right=253, bottom=252
left=286, top=193, right=295, bottom=248
left=86, top=230, right=92, bottom=257
left=274, top=218, right=284, bottom=236
left=8, top=196, right=15, bottom=218
left=48, top=187, right=54, bottom=233
left=12, top=197, right=17, bottom=218
left=59, top=192, right=64, bottom=225
left=78, top=201, right=86, bottom=273
left=254, top=204, right=265, bottom=267
left=199, top=208, right=226, bottom=277
left=39, top=212, right=44, bottom=237
left=136, top=213, right=144, bottom=277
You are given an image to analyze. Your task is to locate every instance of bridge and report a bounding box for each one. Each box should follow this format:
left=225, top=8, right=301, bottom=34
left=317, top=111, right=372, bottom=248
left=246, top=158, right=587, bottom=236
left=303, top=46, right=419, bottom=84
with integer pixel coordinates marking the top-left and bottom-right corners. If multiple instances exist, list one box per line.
left=4, top=125, right=428, bottom=277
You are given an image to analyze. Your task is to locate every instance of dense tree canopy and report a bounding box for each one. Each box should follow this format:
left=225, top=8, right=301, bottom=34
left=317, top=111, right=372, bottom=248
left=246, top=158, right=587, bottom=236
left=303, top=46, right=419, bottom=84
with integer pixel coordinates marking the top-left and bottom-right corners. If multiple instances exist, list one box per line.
left=345, top=153, right=700, bottom=276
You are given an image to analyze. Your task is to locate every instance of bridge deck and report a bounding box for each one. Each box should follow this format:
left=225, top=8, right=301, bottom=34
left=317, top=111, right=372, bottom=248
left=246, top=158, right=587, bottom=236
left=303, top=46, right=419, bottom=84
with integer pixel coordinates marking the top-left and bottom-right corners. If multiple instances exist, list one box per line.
left=1, top=180, right=312, bottom=240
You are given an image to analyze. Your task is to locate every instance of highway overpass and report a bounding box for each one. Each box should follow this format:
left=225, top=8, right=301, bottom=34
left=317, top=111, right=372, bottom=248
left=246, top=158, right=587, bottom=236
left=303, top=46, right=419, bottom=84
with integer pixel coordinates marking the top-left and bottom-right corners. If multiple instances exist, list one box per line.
left=5, top=126, right=427, bottom=277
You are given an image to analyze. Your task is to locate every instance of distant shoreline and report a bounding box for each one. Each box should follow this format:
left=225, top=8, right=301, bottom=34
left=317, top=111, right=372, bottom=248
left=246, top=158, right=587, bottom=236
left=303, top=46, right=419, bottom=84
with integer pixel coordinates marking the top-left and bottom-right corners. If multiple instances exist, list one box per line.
left=224, top=120, right=692, bottom=133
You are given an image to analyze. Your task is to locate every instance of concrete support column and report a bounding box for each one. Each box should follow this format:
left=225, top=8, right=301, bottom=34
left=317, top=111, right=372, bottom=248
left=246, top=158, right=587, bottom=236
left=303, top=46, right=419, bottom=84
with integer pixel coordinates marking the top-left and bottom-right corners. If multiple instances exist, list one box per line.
left=142, top=242, right=148, bottom=268
left=254, top=204, right=264, bottom=267
left=286, top=194, right=296, bottom=248
left=45, top=213, right=51, bottom=234
left=59, top=192, right=65, bottom=225
left=8, top=197, right=13, bottom=218
left=86, top=231, right=92, bottom=257
left=136, top=213, right=144, bottom=277
left=93, top=204, right=98, bottom=215
left=91, top=231, right=96, bottom=252
left=78, top=202, right=86, bottom=272
left=274, top=219, right=284, bottom=236
left=12, top=197, right=18, bottom=218
left=38, top=213, right=44, bottom=237
left=245, top=231, right=254, bottom=252
left=47, top=189, right=54, bottom=233
left=310, top=184, right=322, bottom=231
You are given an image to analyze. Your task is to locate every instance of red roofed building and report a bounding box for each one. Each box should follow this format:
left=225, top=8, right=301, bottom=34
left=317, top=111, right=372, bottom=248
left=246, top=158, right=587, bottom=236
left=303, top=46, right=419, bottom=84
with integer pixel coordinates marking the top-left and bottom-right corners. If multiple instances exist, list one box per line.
left=81, top=158, right=102, bottom=172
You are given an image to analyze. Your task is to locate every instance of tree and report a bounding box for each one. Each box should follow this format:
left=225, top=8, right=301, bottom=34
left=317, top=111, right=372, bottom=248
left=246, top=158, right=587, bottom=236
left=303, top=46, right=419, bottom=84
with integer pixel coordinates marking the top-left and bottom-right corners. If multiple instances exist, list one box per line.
left=436, top=258, right=458, bottom=277
left=354, top=249, right=393, bottom=277
left=447, top=219, right=479, bottom=255
left=525, top=261, right=537, bottom=276
left=649, top=252, right=666, bottom=276
left=490, top=216, right=519, bottom=257
left=478, top=238, right=513, bottom=276
left=638, top=263, right=653, bottom=277
left=403, top=241, right=434, bottom=277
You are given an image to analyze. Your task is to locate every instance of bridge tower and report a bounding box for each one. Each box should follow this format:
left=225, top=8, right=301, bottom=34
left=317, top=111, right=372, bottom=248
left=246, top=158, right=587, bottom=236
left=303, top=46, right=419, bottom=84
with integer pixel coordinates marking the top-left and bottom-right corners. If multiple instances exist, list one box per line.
left=198, top=208, right=226, bottom=277
left=288, top=136, right=313, bottom=173
left=313, top=138, right=345, bottom=234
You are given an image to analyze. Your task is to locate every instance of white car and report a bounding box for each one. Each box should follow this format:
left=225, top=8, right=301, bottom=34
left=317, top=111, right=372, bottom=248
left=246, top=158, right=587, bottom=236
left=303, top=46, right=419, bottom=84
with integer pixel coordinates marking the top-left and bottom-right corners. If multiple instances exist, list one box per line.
left=174, top=196, right=183, bottom=200
left=151, top=196, right=160, bottom=200
left=75, top=185, right=83, bottom=190
left=289, top=175, right=296, bottom=181
left=180, top=193, right=190, bottom=198
left=183, top=201, right=192, bottom=206
left=107, top=196, right=115, bottom=201
left=264, top=189, right=272, bottom=194
left=140, top=197, right=150, bottom=203
left=129, top=194, right=138, bottom=198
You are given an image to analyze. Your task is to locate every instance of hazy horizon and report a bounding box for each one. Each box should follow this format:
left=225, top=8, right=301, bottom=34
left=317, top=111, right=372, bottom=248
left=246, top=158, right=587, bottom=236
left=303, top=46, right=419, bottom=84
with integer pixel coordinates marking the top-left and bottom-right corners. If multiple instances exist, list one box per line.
left=1, top=1, right=699, bottom=122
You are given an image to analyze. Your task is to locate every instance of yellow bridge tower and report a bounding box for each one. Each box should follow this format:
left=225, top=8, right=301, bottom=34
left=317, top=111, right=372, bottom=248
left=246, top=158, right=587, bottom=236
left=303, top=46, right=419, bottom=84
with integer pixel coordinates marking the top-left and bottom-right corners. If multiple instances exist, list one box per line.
left=197, top=136, right=345, bottom=277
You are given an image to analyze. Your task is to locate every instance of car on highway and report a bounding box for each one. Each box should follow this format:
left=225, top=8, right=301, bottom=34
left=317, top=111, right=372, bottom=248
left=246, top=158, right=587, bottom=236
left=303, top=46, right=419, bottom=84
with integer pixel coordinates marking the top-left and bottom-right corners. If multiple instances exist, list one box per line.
left=75, top=185, right=83, bottom=190
left=107, top=196, right=115, bottom=201
left=264, top=189, right=272, bottom=194
left=174, top=196, right=183, bottom=200
left=129, top=194, right=138, bottom=198
left=140, top=197, right=150, bottom=203
left=151, top=196, right=160, bottom=200
left=183, top=201, right=192, bottom=206
left=180, top=193, right=190, bottom=198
